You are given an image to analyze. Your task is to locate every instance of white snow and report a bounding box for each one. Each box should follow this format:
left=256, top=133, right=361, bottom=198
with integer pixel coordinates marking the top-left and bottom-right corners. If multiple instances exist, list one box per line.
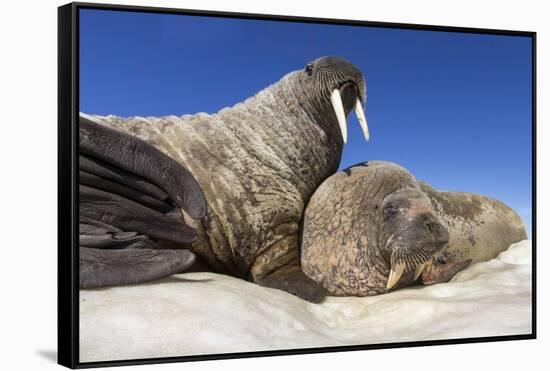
left=79, top=240, right=532, bottom=363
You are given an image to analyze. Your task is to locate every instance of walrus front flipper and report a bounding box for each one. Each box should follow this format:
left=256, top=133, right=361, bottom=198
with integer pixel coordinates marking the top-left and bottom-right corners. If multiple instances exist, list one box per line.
left=80, top=185, right=198, bottom=244
left=80, top=247, right=196, bottom=288
left=80, top=169, right=174, bottom=213
left=79, top=116, right=206, bottom=218
left=79, top=154, right=170, bottom=203
left=78, top=116, right=209, bottom=287
left=259, top=265, right=326, bottom=303
left=80, top=216, right=152, bottom=249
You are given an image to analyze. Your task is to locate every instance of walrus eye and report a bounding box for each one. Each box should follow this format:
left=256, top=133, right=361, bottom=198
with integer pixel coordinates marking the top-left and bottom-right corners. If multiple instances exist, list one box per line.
left=305, top=63, right=314, bottom=76
left=384, top=202, right=399, bottom=220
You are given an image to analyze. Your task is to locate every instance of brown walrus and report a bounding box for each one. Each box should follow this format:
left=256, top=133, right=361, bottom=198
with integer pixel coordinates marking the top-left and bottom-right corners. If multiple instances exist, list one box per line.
left=79, top=56, right=370, bottom=302
left=300, top=161, right=527, bottom=296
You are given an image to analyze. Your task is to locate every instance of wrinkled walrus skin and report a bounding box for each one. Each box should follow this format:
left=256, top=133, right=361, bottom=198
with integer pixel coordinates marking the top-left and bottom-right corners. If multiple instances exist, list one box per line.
left=417, top=181, right=528, bottom=284
left=301, top=161, right=526, bottom=296
left=80, top=56, right=369, bottom=302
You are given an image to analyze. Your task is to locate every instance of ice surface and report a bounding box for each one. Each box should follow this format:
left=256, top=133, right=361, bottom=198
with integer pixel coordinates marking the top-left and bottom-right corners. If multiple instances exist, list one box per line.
left=79, top=240, right=532, bottom=362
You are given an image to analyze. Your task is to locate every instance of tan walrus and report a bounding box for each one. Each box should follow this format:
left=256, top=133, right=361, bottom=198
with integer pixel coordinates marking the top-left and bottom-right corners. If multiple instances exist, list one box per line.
left=80, top=56, right=370, bottom=302
left=301, top=161, right=527, bottom=296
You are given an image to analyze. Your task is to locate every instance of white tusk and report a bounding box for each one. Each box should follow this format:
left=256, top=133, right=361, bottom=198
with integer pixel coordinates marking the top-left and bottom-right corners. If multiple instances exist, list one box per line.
left=330, top=89, right=347, bottom=143
left=354, top=97, right=369, bottom=141
left=414, top=261, right=429, bottom=281
left=386, top=262, right=405, bottom=290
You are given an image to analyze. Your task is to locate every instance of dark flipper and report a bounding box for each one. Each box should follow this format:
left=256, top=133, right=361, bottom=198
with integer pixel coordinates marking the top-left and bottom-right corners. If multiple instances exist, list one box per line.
left=80, top=170, right=174, bottom=213
left=79, top=116, right=207, bottom=288
left=79, top=216, right=152, bottom=249
left=79, top=117, right=206, bottom=218
left=80, top=154, right=170, bottom=202
left=80, top=185, right=198, bottom=244
left=80, top=247, right=196, bottom=288
left=258, top=265, right=326, bottom=303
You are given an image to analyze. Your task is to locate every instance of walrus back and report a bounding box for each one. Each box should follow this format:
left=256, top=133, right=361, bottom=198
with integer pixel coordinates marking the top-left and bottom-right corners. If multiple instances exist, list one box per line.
left=79, top=110, right=311, bottom=279
left=419, top=182, right=527, bottom=264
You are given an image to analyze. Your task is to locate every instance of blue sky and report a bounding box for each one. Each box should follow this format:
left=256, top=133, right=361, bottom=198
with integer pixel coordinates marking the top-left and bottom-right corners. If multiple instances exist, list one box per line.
left=79, top=9, right=533, bottom=236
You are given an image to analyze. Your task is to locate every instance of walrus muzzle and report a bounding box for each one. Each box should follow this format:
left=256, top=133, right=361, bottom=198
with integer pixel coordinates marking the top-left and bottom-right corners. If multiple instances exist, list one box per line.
left=309, top=56, right=369, bottom=143
left=386, top=213, right=450, bottom=289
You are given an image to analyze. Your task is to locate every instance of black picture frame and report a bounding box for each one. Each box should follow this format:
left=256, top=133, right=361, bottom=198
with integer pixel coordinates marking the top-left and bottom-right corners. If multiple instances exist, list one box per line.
left=58, top=2, right=537, bottom=368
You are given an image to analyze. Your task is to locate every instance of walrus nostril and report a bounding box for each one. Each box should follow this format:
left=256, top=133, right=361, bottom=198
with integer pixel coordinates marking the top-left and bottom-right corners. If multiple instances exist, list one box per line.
left=435, top=224, right=450, bottom=244
left=425, top=222, right=433, bottom=233
left=424, top=219, right=449, bottom=244
left=441, top=227, right=450, bottom=242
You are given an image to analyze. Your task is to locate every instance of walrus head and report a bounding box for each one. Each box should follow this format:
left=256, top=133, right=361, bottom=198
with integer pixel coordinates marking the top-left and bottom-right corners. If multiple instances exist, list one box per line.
left=300, top=56, right=369, bottom=143
left=380, top=188, right=450, bottom=290
left=301, top=161, right=451, bottom=296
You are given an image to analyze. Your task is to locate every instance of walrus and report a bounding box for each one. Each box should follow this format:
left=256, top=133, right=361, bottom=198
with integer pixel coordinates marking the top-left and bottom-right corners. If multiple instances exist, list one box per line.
left=79, top=56, right=370, bottom=302
left=300, top=161, right=527, bottom=296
